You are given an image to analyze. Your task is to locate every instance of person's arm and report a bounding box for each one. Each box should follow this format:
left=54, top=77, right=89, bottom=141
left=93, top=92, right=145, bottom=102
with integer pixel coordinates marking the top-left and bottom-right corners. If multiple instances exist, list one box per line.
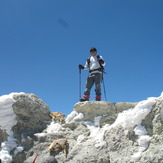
left=97, top=55, right=105, bottom=66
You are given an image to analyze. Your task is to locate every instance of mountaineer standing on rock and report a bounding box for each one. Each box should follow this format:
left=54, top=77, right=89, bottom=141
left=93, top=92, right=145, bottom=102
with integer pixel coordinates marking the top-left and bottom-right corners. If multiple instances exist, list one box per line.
left=79, top=47, right=105, bottom=102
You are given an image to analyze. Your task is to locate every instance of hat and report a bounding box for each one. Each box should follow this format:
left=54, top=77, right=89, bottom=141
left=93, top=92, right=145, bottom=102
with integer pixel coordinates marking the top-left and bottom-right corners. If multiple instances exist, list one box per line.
left=90, top=47, right=97, bottom=52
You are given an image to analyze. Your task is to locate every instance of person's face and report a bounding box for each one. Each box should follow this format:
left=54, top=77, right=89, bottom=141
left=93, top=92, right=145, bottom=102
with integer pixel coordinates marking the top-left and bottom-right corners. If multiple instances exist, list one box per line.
left=90, top=50, right=96, bottom=56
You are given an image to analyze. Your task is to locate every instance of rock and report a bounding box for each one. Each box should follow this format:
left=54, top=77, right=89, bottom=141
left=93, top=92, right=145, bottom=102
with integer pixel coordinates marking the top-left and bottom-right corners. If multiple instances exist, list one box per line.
left=1, top=93, right=163, bottom=163
left=12, top=93, right=51, bottom=140
left=0, top=129, right=8, bottom=144
left=115, top=101, right=137, bottom=112
left=42, top=156, right=58, bottom=163
left=140, top=98, right=163, bottom=162
left=74, top=101, right=137, bottom=125
left=11, top=93, right=51, bottom=163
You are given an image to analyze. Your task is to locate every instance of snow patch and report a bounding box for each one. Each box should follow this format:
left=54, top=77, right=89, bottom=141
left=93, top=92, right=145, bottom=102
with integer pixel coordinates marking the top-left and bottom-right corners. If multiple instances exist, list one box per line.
left=65, top=111, right=84, bottom=123
left=134, top=125, right=152, bottom=152
left=111, top=97, right=156, bottom=131
left=14, top=146, right=24, bottom=155
left=82, top=116, right=107, bottom=149
left=46, top=122, right=63, bottom=134
left=0, top=93, right=24, bottom=163
left=34, top=133, right=47, bottom=138
left=77, top=135, right=86, bottom=144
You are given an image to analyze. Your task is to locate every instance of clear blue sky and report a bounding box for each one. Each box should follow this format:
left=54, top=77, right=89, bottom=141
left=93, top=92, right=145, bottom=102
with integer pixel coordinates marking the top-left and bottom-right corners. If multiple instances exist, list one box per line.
left=0, top=0, right=163, bottom=115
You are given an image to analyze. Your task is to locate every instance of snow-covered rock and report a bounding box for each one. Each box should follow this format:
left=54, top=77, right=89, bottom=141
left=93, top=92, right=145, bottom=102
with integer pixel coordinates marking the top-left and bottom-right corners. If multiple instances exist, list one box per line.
left=0, top=92, right=163, bottom=163
left=0, top=93, right=51, bottom=163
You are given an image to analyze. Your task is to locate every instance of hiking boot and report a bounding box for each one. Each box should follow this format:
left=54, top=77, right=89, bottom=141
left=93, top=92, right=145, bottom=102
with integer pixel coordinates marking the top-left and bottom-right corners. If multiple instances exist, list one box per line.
left=80, top=94, right=90, bottom=102
left=80, top=98, right=89, bottom=102
left=96, top=96, right=101, bottom=101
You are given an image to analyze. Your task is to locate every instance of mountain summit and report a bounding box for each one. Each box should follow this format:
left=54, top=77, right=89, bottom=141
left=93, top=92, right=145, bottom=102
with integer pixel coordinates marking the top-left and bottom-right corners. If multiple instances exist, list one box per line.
left=0, top=93, right=163, bottom=163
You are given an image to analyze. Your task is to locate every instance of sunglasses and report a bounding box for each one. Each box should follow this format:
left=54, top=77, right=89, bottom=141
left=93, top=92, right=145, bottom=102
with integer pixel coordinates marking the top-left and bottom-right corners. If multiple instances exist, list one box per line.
left=90, top=50, right=96, bottom=53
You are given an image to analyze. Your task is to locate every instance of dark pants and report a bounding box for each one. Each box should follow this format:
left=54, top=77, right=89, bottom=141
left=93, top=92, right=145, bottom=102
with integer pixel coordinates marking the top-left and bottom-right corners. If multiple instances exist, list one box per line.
left=84, top=73, right=102, bottom=97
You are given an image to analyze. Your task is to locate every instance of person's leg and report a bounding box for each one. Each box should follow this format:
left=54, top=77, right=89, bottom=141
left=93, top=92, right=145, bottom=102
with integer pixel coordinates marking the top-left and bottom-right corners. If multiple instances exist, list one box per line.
left=80, top=74, right=94, bottom=101
left=94, top=73, right=102, bottom=101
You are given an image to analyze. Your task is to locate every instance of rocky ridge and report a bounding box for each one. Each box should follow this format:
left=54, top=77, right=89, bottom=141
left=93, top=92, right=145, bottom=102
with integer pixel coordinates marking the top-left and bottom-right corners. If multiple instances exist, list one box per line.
left=0, top=93, right=163, bottom=163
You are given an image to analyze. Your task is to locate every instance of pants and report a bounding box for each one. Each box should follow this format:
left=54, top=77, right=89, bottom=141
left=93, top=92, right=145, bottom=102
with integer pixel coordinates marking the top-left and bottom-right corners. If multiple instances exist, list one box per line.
left=84, top=73, right=102, bottom=97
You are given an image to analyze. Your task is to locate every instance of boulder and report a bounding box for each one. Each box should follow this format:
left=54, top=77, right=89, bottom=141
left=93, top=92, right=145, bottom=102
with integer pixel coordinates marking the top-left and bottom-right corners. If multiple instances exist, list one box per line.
left=12, top=93, right=51, bottom=163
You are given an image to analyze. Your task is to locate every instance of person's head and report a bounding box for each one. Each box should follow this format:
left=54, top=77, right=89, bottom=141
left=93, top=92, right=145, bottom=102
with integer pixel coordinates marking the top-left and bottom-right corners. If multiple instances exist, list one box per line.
left=90, top=47, right=97, bottom=56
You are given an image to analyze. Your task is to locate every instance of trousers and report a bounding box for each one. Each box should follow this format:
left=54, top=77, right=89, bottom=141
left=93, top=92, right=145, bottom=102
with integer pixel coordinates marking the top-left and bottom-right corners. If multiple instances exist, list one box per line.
left=84, top=73, right=102, bottom=96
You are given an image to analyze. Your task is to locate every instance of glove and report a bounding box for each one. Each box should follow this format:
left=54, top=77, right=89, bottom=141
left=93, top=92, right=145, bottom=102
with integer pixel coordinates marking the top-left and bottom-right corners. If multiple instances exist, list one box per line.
left=97, top=55, right=104, bottom=64
left=79, top=64, right=84, bottom=69
left=99, top=59, right=104, bottom=64
left=87, top=58, right=90, bottom=65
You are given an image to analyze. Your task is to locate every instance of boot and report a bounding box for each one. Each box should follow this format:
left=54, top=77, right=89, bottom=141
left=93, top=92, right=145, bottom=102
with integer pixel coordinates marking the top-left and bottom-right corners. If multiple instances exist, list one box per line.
left=80, top=95, right=90, bottom=102
left=80, top=98, right=89, bottom=102
left=96, top=96, right=101, bottom=101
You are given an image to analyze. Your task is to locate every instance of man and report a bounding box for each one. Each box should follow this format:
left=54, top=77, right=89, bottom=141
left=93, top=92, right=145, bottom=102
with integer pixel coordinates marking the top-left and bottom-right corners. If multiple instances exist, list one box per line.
left=79, top=47, right=105, bottom=101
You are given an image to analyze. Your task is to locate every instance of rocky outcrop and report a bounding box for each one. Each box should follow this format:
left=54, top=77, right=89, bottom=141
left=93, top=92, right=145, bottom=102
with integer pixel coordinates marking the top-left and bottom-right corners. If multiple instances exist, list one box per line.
left=0, top=93, right=163, bottom=163
left=0, top=93, right=51, bottom=163
left=73, top=101, right=137, bottom=124
left=140, top=98, right=163, bottom=162
left=24, top=95, right=163, bottom=163
left=12, top=93, right=51, bottom=163
left=12, top=93, right=51, bottom=139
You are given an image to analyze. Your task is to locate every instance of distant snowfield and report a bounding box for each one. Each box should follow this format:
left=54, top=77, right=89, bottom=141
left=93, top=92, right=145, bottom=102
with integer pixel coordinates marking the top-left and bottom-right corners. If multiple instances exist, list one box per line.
left=0, top=92, right=163, bottom=163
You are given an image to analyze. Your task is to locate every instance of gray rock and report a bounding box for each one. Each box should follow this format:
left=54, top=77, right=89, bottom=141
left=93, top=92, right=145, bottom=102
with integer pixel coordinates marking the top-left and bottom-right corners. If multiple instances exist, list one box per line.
left=11, top=93, right=51, bottom=163
left=74, top=101, right=137, bottom=125
left=0, top=128, right=8, bottom=145
left=12, top=93, right=51, bottom=140
left=42, top=156, right=58, bottom=163
left=1, top=93, right=162, bottom=163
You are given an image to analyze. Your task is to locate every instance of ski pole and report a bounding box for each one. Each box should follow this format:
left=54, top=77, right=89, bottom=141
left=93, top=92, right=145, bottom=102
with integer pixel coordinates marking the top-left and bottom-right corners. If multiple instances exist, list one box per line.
left=101, top=70, right=107, bottom=101
left=79, top=68, right=82, bottom=100
left=102, top=77, right=107, bottom=101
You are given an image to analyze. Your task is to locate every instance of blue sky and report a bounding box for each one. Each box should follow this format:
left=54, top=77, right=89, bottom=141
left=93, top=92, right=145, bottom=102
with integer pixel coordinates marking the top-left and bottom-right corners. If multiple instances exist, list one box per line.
left=0, top=0, right=163, bottom=115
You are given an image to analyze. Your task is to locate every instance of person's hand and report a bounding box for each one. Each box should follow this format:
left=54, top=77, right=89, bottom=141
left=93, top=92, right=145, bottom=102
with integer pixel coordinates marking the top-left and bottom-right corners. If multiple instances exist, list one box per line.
left=99, top=59, right=104, bottom=64
left=87, top=58, right=90, bottom=64
left=97, top=55, right=104, bottom=64
left=78, top=64, right=84, bottom=69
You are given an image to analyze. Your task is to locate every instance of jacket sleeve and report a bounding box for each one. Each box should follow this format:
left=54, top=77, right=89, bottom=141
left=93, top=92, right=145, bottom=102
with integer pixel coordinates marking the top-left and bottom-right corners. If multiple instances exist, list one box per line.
left=84, top=58, right=90, bottom=69
left=99, top=56, right=105, bottom=67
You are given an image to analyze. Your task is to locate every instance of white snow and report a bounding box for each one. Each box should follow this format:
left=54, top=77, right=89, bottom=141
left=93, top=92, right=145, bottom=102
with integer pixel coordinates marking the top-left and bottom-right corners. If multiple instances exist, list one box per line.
left=65, top=111, right=84, bottom=123
left=111, top=97, right=156, bottom=131
left=46, top=122, right=63, bottom=134
left=131, top=125, right=152, bottom=161
left=0, top=93, right=24, bottom=163
left=65, top=111, right=78, bottom=123
left=76, top=135, right=86, bottom=144
left=134, top=125, right=148, bottom=136
left=80, top=116, right=107, bottom=149
left=34, top=133, right=47, bottom=138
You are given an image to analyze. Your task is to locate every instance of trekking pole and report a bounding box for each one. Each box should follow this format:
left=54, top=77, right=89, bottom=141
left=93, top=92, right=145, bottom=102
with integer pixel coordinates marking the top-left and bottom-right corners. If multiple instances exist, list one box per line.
left=102, top=77, right=107, bottom=101
left=79, top=68, right=82, bottom=100
left=32, top=154, right=38, bottom=163
left=101, top=70, right=107, bottom=101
